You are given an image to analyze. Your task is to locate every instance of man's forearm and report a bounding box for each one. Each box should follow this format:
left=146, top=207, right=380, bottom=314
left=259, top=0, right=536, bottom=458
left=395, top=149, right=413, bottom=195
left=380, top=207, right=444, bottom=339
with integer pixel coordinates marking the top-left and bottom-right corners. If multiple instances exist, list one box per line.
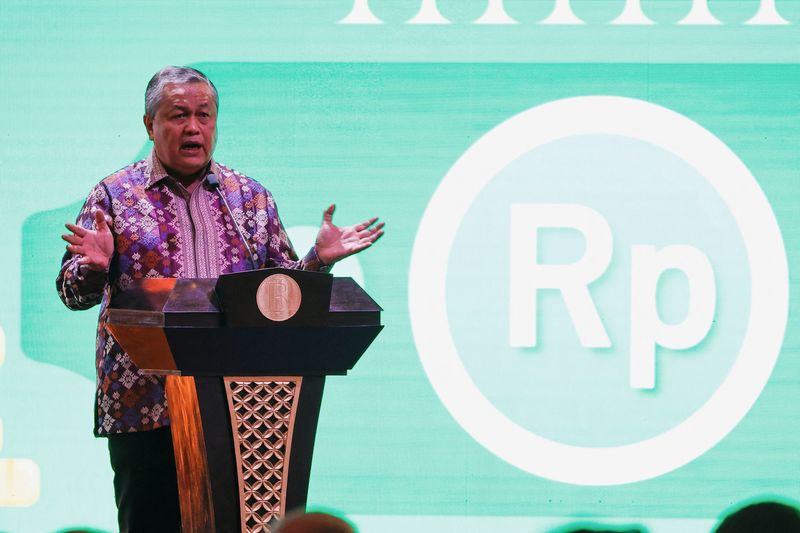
left=56, top=255, right=108, bottom=310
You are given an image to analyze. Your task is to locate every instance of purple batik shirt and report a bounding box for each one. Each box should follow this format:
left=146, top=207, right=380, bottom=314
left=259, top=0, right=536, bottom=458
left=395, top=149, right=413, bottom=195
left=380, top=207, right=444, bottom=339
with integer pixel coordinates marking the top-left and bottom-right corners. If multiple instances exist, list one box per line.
left=57, top=152, right=325, bottom=436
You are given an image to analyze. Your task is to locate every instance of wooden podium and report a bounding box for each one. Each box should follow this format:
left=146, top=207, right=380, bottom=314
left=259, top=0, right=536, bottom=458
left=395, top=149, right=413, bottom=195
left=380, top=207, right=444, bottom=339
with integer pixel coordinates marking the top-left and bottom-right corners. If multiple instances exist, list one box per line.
left=105, top=269, right=382, bottom=533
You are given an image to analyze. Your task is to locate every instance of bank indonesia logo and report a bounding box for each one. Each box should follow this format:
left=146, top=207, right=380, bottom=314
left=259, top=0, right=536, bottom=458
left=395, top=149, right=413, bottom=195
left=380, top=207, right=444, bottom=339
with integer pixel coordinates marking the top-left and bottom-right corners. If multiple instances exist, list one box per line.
left=409, top=96, right=788, bottom=485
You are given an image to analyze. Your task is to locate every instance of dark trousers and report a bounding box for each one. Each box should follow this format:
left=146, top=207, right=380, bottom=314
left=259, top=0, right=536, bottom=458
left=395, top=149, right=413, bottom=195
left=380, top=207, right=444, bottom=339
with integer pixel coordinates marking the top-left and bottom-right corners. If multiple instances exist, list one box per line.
left=107, top=426, right=182, bottom=533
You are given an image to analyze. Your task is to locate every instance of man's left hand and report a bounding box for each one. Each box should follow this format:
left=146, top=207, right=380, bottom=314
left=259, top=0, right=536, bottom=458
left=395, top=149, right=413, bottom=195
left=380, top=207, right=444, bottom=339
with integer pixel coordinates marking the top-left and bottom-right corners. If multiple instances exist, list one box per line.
left=314, top=204, right=384, bottom=266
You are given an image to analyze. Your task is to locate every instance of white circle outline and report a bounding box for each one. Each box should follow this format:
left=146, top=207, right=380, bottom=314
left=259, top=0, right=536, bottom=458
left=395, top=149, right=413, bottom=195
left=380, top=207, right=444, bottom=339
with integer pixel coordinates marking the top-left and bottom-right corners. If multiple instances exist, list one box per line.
left=408, top=96, right=788, bottom=485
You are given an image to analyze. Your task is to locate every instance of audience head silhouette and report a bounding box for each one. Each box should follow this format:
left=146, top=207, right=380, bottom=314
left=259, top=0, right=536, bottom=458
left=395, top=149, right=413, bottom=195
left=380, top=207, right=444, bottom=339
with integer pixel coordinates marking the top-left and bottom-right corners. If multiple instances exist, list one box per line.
left=272, top=510, right=356, bottom=533
left=714, top=500, right=800, bottom=533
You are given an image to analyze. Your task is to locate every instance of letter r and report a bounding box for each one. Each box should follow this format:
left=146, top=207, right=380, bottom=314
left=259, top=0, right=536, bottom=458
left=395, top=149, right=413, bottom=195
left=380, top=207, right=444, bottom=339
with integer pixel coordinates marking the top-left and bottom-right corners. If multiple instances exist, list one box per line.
left=509, top=203, right=613, bottom=348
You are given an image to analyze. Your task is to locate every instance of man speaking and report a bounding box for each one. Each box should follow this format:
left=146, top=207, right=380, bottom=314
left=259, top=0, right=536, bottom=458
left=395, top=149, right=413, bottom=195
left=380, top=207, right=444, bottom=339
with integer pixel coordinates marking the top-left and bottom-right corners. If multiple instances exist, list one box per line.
left=56, top=66, right=383, bottom=532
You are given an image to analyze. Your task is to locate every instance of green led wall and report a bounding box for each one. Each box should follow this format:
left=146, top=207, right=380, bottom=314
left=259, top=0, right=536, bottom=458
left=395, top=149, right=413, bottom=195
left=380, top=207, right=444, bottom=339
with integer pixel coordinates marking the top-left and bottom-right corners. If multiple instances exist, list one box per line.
left=1, top=2, right=798, bottom=532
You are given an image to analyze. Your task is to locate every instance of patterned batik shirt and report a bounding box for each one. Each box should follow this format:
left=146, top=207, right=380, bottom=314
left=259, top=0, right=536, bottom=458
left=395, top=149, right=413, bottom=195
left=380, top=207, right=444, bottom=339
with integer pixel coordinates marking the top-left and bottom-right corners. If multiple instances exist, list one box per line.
left=56, top=152, right=325, bottom=436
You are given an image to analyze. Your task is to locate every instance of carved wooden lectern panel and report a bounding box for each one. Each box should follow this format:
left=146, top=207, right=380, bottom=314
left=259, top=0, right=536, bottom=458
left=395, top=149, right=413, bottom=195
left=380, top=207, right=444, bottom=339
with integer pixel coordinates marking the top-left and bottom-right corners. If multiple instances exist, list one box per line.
left=225, top=378, right=302, bottom=532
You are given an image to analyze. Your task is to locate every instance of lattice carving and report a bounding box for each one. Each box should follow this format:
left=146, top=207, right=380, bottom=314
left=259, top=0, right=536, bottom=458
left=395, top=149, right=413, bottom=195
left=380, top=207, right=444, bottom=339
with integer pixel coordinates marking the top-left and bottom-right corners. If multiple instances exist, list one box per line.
left=226, top=378, right=301, bottom=532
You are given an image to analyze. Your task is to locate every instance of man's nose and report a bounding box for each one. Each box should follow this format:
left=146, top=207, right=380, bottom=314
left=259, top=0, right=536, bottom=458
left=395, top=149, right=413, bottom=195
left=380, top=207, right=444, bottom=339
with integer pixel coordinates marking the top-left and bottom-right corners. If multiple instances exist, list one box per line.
left=185, top=114, right=200, bottom=133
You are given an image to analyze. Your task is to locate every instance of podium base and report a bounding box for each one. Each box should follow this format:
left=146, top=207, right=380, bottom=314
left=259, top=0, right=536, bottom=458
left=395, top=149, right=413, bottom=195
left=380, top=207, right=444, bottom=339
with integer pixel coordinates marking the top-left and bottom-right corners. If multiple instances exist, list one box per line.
left=167, top=375, right=325, bottom=533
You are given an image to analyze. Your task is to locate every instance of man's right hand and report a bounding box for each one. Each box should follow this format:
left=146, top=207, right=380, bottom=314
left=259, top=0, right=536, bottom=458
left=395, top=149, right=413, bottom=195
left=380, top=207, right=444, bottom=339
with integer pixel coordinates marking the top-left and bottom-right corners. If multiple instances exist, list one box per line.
left=62, top=210, right=114, bottom=272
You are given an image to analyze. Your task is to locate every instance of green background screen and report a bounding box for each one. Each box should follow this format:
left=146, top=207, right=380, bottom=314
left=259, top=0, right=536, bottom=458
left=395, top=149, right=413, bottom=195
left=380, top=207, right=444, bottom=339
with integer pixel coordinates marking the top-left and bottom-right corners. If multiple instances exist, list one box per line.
left=1, top=1, right=798, bottom=531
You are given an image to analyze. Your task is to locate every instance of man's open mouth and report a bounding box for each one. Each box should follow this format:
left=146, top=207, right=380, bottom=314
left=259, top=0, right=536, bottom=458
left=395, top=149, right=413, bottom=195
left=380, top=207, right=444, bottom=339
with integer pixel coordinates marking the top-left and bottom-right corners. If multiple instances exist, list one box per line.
left=181, top=142, right=202, bottom=151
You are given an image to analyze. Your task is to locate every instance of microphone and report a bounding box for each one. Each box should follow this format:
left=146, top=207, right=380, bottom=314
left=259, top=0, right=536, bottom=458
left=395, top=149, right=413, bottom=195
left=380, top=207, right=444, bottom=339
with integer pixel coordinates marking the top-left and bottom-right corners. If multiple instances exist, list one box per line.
left=206, top=173, right=259, bottom=270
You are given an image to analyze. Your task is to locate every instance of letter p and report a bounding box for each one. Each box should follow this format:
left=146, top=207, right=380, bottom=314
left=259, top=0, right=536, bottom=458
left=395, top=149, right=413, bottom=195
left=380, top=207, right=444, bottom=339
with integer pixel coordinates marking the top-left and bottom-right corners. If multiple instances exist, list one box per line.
left=629, top=245, right=716, bottom=389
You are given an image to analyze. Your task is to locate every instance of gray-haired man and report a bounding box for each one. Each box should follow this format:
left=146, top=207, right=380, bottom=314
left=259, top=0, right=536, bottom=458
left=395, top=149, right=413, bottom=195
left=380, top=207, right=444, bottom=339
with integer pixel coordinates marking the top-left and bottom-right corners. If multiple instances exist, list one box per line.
left=58, top=66, right=383, bottom=531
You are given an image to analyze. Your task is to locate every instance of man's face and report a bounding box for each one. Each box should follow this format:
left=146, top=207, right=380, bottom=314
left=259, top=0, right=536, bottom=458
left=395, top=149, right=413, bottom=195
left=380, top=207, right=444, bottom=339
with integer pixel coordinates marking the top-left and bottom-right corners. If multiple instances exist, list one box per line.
left=144, top=82, right=217, bottom=180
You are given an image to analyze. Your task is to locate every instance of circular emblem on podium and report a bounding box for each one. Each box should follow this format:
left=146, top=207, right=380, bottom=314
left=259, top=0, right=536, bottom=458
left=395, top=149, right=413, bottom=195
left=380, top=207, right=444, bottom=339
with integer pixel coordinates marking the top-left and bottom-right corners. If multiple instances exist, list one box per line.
left=256, top=273, right=302, bottom=321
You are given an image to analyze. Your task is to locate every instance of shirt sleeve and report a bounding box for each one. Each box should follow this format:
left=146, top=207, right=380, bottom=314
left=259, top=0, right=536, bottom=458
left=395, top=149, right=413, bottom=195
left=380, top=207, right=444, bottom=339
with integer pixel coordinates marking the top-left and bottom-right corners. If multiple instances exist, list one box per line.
left=55, top=183, right=114, bottom=310
left=262, top=190, right=329, bottom=273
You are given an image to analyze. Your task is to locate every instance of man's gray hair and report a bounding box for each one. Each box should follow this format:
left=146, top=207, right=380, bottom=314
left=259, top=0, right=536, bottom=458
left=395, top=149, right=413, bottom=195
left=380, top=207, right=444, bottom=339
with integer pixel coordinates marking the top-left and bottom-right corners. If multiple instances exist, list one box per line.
left=144, top=66, right=218, bottom=118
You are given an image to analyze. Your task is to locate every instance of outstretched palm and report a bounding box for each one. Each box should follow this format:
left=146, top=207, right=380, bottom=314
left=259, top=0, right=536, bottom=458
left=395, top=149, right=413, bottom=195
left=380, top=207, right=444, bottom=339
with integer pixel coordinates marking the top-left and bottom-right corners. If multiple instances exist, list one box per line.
left=62, top=210, right=115, bottom=271
left=315, top=204, right=384, bottom=265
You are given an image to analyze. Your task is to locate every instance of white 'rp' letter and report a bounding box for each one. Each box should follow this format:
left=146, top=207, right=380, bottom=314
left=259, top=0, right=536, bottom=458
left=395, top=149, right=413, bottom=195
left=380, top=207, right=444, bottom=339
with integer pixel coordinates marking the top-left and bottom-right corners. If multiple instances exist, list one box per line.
left=510, top=204, right=612, bottom=348
left=629, top=245, right=716, bottom=389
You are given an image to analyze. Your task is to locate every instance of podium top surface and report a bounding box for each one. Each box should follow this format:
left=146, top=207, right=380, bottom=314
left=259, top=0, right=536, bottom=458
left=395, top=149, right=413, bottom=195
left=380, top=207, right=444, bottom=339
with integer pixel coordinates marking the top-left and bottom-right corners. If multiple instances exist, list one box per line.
left=105, top=272, right=383, bottom=376
left=107, top=275, right=381, bottom=328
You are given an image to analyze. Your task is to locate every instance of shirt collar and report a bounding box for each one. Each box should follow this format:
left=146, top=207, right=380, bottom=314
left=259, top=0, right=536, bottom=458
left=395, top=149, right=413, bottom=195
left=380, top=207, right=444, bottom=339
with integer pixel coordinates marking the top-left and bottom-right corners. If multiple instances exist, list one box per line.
left=144, top=149, right=221, bottom=189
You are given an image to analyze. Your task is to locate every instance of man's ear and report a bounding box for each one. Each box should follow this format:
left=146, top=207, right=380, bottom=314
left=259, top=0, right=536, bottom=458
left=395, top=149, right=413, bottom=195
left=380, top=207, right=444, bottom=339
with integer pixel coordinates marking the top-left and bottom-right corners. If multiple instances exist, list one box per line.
left=143, top=115, right=154, bottom=141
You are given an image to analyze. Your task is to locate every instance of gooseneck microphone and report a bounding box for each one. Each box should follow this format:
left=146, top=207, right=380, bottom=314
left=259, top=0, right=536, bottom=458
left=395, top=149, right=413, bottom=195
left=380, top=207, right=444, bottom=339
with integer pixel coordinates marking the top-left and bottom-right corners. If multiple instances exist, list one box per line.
left=206, top=173, right=259, bottom=270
